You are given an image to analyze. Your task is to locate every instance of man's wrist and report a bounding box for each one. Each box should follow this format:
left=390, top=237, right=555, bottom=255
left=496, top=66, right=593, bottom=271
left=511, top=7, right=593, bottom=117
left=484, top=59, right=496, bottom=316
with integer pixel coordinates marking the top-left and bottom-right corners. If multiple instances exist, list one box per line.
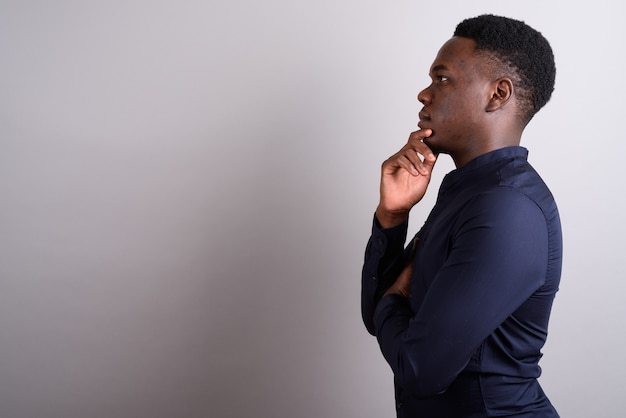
left=375, top=206, right=409, bottom=229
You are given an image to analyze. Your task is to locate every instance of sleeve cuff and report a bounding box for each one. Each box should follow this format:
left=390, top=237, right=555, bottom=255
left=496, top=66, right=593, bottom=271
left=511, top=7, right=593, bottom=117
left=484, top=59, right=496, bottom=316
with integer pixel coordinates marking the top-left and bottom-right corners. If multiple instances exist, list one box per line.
left=370, top=214, right=409, bottom=254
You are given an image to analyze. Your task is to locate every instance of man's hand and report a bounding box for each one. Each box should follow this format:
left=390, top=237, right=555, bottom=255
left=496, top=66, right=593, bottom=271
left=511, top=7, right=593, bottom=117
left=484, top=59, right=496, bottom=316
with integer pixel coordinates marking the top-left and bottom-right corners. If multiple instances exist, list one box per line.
left=383, top=259, right=413, bottom=298
left=376, top=130, right=437, bottom=229
left=383, top=238, right=419, bottom=298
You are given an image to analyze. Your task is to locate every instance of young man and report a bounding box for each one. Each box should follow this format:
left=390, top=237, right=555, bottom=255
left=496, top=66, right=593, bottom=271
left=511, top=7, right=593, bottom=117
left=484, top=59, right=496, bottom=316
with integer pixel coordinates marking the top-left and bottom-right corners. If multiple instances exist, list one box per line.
left=361, top=15, right=562, bottom=417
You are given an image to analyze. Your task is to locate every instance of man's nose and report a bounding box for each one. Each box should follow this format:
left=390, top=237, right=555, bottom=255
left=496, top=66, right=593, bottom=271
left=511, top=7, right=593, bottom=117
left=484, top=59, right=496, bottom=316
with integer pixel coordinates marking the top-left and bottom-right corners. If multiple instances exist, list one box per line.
left=417, top=86, right=431, bottom=105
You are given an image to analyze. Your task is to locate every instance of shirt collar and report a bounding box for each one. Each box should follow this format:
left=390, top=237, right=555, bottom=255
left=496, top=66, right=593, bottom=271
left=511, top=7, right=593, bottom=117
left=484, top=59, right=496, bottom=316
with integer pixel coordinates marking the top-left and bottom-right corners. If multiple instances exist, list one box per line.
left=441, top=146, right=529, bottom=190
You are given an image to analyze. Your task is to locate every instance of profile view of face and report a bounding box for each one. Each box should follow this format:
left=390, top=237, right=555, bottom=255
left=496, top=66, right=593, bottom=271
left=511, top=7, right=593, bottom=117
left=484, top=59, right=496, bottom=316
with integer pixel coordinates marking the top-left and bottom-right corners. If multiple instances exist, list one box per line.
left=417, top=36, right=493, bottom=156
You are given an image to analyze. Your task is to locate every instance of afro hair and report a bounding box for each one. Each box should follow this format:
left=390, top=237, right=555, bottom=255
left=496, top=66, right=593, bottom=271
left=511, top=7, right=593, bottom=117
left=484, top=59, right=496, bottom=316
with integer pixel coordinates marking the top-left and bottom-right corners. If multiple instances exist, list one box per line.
left=454, top=14, right=556, bottom=124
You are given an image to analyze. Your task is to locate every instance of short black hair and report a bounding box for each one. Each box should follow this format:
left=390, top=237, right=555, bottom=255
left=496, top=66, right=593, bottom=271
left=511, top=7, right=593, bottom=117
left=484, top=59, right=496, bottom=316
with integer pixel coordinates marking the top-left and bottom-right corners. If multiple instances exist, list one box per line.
left=454, top=14, right=556, bottom=124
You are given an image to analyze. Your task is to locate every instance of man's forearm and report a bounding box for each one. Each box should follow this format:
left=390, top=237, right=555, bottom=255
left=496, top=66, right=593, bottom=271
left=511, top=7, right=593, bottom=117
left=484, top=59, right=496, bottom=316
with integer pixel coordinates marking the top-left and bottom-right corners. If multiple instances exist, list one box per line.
left=361, top=216, right=410, bottom=335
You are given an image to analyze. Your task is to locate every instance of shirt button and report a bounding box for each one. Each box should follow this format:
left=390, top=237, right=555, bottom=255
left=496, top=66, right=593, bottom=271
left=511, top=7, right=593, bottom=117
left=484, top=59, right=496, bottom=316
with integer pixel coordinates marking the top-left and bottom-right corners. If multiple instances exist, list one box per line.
left=371, top=276, right=377, bottom=281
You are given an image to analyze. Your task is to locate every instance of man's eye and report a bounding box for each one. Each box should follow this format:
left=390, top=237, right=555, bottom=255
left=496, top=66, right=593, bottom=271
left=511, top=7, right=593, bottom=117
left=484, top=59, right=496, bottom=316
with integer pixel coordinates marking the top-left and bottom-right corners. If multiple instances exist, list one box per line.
left=437, top=75, right=448, bottom=82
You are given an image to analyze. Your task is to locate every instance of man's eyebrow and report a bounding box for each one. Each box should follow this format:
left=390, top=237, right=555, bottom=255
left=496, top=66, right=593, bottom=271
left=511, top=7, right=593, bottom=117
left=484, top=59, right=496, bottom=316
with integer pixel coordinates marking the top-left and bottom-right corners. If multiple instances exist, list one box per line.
left=430, top=64, right=448, bottom=73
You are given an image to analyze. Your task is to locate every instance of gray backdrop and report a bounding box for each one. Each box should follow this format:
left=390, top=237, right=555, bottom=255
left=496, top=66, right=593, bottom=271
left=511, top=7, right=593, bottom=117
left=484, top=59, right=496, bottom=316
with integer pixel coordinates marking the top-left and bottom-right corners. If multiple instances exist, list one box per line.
left=1, top=1, right=624, bottom=417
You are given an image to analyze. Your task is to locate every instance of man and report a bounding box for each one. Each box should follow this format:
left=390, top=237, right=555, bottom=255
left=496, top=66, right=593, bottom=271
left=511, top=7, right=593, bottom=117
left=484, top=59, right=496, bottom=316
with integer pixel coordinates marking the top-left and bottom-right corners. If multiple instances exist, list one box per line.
left=361, top=15, right=562, bottom=417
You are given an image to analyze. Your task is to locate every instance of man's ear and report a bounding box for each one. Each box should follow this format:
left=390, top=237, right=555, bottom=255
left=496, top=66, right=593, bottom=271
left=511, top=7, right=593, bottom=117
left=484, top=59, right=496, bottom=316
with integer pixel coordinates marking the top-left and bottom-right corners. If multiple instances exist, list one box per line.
left=486, top=78, right=513, bottom=112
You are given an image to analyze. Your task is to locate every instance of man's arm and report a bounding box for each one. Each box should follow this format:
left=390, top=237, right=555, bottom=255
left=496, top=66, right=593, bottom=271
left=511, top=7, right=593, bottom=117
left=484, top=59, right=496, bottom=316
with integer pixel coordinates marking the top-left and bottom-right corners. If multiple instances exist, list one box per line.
left=375, top=130, right=437, bottom=229
left=373, top=190, right=550, bottom=397
left=361, top=217, right=411, bottom=335
left=361, top=130, right=437, bottom=334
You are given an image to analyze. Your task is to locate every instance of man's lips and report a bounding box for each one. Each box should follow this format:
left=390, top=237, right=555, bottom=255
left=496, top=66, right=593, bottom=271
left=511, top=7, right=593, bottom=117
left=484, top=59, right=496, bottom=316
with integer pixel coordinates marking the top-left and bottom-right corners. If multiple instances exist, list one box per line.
left=418, top=110, right=430, bottom=129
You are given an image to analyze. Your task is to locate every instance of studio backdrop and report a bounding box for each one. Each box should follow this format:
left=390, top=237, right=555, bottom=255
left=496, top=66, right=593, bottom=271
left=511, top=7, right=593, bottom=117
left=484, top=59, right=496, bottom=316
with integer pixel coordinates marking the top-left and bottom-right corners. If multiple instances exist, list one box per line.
left=1, top=1, right=624, bottom=417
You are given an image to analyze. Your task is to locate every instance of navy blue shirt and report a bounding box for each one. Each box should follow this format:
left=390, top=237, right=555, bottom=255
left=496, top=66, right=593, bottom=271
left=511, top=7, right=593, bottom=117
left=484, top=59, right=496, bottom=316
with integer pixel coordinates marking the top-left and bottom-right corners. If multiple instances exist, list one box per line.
left=362, top=147, right=562, bottom=417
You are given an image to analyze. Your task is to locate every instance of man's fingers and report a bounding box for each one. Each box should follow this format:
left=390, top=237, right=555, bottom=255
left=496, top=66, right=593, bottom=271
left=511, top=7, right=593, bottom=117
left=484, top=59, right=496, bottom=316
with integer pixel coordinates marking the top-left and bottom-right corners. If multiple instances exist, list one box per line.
left=409, top=128, right=432, bottom=140
left=401, top=147, right=436, bottom=176
left=382, top=129, right=438, bottom=177
left=408, top=130, right=436, bottom=158
left=396, top=154, right=420, bottom=176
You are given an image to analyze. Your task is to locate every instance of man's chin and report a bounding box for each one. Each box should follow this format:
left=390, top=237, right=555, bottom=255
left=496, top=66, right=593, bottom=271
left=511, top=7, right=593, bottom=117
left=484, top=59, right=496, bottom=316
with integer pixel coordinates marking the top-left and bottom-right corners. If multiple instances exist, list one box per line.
left=423, top=134, right=438, bottom=151
left=423, top=134, right=447, bottom=156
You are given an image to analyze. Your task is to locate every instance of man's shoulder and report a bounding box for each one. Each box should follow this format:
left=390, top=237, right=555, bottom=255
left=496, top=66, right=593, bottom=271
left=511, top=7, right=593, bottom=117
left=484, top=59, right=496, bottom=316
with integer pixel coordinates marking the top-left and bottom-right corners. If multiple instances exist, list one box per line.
left=496, top=158, right=557, bottom=213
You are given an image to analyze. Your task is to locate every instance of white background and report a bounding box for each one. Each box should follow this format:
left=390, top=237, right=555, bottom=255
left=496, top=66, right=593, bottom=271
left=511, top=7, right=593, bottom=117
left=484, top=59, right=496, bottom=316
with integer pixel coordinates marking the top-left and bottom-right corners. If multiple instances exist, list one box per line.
left=1, top=1, right=624, bottom=417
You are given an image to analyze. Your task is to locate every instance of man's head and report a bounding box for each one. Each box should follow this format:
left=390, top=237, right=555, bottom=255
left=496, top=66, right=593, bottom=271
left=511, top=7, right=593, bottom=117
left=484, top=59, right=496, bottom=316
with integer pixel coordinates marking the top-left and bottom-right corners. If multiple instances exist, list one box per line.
left=416, top=15, right=555, bottom=166
left=453, top=14, right=556, bottom=125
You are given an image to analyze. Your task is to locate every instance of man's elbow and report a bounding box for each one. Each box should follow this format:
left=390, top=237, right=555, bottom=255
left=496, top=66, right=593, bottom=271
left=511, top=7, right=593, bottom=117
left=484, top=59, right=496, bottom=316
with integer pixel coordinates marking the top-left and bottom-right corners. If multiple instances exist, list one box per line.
left=393, top=355, right=453, bottom=398
left=362, top=311, right=377, bottom=336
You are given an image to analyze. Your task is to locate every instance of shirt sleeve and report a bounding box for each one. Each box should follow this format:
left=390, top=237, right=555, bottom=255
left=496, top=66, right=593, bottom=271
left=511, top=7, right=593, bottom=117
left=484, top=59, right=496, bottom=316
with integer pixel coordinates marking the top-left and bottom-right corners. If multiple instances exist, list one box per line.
left=373, top=189, right=550, bottom=397
left=361, top=215, right=414, bottom=335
